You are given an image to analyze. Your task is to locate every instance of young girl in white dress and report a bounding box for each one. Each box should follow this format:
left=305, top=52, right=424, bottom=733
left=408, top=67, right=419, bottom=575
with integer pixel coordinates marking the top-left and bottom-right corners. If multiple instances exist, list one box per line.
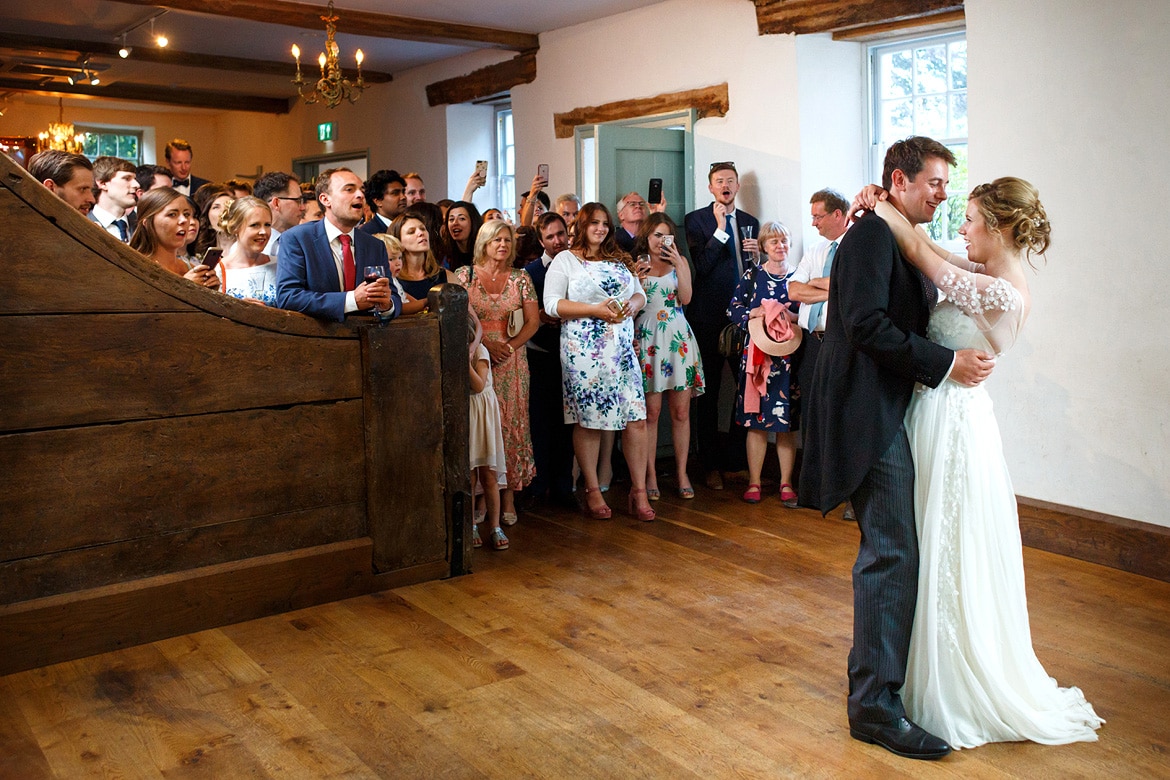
left=468, top=311, right=509, bottom=551
left=857, top=177, right=1103, bottom=749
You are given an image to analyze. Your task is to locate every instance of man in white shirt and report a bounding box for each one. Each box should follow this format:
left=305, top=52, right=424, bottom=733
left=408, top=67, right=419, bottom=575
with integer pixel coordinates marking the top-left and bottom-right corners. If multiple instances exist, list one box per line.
left=254, top=171, right=305, bottom=262
left=789, top=188, right=851, bottom=517
left=88, top=156, right=140, bottom=242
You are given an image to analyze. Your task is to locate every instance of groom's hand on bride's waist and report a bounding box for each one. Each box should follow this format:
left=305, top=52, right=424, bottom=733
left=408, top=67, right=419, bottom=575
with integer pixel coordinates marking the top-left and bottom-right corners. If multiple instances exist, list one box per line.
left=949, top=349, right=996, bottom=387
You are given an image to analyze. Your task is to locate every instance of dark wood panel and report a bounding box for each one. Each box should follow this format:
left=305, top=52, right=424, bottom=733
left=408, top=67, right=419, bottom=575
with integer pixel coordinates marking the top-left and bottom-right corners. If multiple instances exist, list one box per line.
left=365, top=311, right=450, bottom=573
left=0, top=541, right=448, bottom=675
left=0, top=504, right=367, bottom=604
left=434, top=286, right=472, bottom=575
left=0, top=403, right=365, bottom=560
left=1018, top=497, right=1170, bottom=583
left=0, top=78, right=292, bottom=114
left=553, top=83, right=729, bottom=139
left=426, top=52, right=537, bottom=107
left=0, top=313, right=362, bottom=431
left=755, top=0, right=963, bottom=35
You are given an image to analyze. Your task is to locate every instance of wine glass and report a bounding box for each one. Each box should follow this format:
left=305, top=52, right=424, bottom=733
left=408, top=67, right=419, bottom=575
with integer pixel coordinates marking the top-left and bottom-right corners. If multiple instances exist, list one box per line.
left=739, top=224, right=757, bottom=263
left=363, top=264, right=387, bottom=321
left=635, top=253, right=652, bottom=278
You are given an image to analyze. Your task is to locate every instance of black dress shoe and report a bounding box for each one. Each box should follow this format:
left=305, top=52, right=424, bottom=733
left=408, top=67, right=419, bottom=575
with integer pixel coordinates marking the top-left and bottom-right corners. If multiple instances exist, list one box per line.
left=849, top=717, right=952, bottom=760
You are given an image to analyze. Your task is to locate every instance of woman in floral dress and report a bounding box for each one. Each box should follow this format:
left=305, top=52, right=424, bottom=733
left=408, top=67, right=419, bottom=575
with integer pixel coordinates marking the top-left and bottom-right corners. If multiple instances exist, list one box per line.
left=632, top=214, right=705, bottom=499
left=543, top=203, right=655, bottom=522
left=729, top=220, right=800, bottom=506
left=455, top=220, right=540, bottom=525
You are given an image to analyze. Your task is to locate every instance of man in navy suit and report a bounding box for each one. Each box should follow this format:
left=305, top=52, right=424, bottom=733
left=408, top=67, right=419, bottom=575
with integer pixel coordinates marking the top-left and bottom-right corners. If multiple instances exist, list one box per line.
left=164, top=138, right=209, bottom=196
left=358, top=169, right=407, bottom=236
left=522, top=212, right=575, bottom=508
left=801, top=137, right=994, bottom=760
left=684, top=162, right=759, bottom=490
left=276, top=167, right=400, bottom=323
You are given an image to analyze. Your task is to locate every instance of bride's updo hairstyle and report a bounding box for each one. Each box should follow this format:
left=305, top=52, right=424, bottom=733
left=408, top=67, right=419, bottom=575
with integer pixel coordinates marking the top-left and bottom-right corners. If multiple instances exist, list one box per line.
left=218, top=195, right=270, bottom=237
left=968, top=177, right=1051, bottom=261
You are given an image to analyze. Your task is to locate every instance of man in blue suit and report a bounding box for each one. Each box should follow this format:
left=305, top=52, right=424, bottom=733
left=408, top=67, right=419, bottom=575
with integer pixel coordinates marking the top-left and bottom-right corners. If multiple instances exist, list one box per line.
left=684, top=162, right=759, bottom=490
left=276, top=167, right=400, bottom=323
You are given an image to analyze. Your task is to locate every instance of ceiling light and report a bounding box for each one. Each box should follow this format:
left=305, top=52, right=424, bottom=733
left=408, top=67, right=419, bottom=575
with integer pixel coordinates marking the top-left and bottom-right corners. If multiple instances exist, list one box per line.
left=66, top=74, right=76, bottom=86
left=90, top=75, right=101, bottom=86
left=150, top=18, right=168, bottom=48
left=290, top=1, right=366, bottom=109
left=119, top=35, right=131, bottom=58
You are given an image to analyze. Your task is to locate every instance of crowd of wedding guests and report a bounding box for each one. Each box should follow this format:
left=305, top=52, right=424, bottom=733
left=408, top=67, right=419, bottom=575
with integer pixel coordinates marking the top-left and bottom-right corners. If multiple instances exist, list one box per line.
left=26, top=140, right=854, bottom=546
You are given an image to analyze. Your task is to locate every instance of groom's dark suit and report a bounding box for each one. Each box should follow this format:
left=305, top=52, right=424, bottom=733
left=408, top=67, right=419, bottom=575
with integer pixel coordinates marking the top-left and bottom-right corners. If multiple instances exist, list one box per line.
left=800, top=210, right=952, bottom=725
left=275, top=219, right=401, bottom=323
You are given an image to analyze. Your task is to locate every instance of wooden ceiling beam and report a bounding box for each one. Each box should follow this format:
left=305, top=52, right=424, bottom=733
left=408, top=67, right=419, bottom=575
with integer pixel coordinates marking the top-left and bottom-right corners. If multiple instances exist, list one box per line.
left=553, top=84, right=729, bottom=140
left=754, top=0, right=964, bottom=36
left=0, top=32, right=392, bottom=83
left=110, top=0, right=540, bottom=52
left=0, top=78, right=292, bottom=114
left=426, top=52, right=536, bottom=107
left=832, top=9, right=965, bottom=41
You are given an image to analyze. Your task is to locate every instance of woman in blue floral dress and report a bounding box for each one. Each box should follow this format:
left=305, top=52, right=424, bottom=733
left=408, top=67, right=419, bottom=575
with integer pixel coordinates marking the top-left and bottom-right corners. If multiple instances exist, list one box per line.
left=632, top=214, right=705, bottom=499
left=543, top=203, right=655, bottom=522
left=728, top=220, right=800, bottom=506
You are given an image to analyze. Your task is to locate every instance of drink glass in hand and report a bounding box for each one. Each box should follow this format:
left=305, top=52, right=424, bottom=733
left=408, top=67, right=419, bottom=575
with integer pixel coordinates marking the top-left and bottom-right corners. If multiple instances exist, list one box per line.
left=363, top=265, right=387, bottom=318
left=739, top=225, right=756, bottom=262
left=635, top=254, right=652, bottom=277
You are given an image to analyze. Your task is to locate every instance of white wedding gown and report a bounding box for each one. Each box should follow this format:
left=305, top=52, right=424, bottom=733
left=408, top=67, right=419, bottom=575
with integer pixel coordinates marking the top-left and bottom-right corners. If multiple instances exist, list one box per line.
left=902, top=255, right=1104, bottom=749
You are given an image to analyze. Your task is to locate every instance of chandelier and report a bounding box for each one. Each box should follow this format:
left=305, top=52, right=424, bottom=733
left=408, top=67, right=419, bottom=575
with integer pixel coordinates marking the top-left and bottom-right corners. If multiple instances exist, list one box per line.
left=290, top=1, right=365, bottom=109
left=38, top=98, right=86, bottom=154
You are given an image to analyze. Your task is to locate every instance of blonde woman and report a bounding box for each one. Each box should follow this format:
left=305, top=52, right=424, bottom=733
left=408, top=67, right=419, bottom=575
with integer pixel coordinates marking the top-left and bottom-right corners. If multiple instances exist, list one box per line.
left=216, top=195, right=277, bottom=305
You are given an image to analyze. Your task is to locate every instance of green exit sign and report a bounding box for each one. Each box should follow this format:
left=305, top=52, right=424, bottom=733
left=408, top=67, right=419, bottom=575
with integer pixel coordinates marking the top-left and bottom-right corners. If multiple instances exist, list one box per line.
left=317, top=122, right=335, bottom=142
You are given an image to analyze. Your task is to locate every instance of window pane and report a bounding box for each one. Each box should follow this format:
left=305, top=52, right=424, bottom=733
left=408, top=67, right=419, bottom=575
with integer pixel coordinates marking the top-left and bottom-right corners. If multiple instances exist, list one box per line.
left=913, top=44, right=947, bottom=96
left=881, top=98, right=913, bottom=141
left=914, top=95, right=947, bottom=137
left=881, top=51, right=912, bottom=99
left=502, top=111, right=514, bottom=146
left=949, top=93, right=968, bottom=137
left=504, top=145, right=515, bottom=175
left=949, top=41, right=968, bottom=90
left=98, top=135, right=118, bottom=156
left=948, top=143, right=968, bottom=194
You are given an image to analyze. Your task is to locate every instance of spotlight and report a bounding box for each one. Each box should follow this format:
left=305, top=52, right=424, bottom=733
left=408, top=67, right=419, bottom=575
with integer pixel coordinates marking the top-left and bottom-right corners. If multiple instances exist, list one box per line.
left=156, top=34, right=168, bottom=48
left=119, top=35, right=131, bottom=58
left=90, top=75, right=101, bottom=86
left=66, top=75, right=76, bottom=85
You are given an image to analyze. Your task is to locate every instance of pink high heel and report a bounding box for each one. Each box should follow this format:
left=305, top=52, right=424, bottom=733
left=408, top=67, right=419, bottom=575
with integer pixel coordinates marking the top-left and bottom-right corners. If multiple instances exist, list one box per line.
left=582, top=486, right=611, bottom=520
left=627, top=489, right=656, bottom=522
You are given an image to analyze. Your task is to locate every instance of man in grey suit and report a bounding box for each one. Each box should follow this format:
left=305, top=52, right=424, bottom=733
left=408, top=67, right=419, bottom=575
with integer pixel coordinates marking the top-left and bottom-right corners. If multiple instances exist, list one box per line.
left=800, top=137, right=994, bottom=760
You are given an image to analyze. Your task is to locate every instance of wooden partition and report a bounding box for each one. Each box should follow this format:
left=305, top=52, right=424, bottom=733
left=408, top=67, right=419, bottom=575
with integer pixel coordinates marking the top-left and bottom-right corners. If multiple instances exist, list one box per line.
left=0, top=154, right=471, bottom=675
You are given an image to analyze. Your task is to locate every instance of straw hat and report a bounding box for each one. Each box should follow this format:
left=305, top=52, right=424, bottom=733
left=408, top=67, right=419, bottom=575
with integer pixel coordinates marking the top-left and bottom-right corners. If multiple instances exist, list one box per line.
left=747, top=315, right=802, bottom=357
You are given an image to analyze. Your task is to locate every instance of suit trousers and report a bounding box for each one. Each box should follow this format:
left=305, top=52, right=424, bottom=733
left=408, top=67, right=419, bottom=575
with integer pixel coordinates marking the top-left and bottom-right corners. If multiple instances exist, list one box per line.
left=692, top=319, right=746, bottom=474
left=847, top=427, right=918, bottom=724
left=526, top=347, right=575, bottom=501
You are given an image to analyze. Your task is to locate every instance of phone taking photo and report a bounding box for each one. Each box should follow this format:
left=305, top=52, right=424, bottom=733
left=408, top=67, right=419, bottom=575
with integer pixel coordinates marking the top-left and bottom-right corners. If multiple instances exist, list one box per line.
left=537, top=163, right=549, bottom=183
left=475, top=160, right=488, bottom=177
left=648, top=177, right=663, bottom=205
left=200, top=247, right=224, bottom=269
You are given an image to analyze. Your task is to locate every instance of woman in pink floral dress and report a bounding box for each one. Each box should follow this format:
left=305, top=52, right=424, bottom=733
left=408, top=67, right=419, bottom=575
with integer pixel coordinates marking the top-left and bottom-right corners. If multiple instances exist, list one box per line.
left=455, top=220, right=540, bottom=525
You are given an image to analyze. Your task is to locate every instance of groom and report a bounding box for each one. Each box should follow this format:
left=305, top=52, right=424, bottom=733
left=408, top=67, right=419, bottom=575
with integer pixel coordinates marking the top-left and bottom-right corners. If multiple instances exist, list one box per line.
left=800, top=136, right=995, bottom=760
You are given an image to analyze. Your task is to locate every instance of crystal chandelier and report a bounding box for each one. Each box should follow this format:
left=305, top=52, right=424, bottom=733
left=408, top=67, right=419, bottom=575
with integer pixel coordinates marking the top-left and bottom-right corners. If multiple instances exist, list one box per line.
left=290, top=1, right=365, bottom=109
left=38, top=98, right=86, bottom=154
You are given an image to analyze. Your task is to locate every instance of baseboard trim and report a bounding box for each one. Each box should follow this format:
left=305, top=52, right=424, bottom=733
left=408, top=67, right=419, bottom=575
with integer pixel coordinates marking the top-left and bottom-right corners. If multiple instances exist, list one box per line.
left=1017, top=496, right=1169, bottom=582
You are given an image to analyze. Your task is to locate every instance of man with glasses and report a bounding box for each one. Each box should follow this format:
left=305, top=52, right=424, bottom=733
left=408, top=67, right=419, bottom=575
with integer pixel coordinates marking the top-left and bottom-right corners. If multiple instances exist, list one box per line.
left=254, top=171, right=306, bottom=262
left=684, top=162, right=759, bottom=491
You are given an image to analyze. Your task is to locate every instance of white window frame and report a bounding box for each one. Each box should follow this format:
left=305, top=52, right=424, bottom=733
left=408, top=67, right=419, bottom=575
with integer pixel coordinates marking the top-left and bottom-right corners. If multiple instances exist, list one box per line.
left=868, top=30, right=968, bottom=246
left=495, top=105, right=515, bottom=218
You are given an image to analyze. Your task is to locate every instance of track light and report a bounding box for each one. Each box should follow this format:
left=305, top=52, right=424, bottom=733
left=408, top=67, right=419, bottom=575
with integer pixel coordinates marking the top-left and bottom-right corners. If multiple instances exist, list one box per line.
left=150, top=18, right=168, bottom=48
left=66, top=74, right=76, bottom=85
left=119, top=34, right=131, bottom=58
left=90, top=75, right=101, bottom=86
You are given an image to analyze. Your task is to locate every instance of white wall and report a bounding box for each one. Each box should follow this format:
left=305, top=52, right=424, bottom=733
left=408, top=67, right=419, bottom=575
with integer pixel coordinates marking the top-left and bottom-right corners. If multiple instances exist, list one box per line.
left=967, top=0, right=1170, bottom=525
left=512, top=0, right=807, bottom=234
left=445, top=103, right=496, bottom=210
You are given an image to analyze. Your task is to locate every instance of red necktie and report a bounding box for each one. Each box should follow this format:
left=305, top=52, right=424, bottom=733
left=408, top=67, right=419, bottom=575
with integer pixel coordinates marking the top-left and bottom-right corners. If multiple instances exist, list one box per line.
left=340, top=234, right=355, bottom=291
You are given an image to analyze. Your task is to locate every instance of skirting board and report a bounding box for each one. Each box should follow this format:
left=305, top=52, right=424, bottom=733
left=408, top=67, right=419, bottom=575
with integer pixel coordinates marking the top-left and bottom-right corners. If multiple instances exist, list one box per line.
left=1018, top=496, right=1169, bottom=583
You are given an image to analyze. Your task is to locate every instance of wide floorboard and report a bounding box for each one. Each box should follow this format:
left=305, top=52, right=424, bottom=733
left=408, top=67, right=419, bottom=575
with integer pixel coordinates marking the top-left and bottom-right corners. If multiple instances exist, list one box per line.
left=2, top=486, right=1167, bottom=778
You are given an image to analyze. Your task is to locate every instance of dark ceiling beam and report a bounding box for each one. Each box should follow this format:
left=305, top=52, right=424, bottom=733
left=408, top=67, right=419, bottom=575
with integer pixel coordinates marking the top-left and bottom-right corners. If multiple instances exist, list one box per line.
left=426, top=52, right=536, bottom=107
left=0, top=31, right=392, bottom=83
left=754, top=0, right=964, bottom=36
left=110, top=0, right=541, bottom=52
left=0, top=78, right=292, bottom=114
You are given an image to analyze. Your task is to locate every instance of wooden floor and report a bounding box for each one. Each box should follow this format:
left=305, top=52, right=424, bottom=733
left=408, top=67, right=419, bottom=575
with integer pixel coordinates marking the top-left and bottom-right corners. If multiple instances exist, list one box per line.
left=2, top=484, right=1168, bottom=779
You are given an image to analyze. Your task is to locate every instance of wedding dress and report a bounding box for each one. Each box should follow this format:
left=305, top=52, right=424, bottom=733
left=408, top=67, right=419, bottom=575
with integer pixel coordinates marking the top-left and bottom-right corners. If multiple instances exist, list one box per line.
left=902, top=255, right=1104, bottom=749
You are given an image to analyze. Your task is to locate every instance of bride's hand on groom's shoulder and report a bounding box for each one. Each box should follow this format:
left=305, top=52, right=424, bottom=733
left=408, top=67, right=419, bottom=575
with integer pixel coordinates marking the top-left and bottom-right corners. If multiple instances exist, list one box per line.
left=950, top=349, right=996, bottom=387
left=850, top=185, right=889, bottom=222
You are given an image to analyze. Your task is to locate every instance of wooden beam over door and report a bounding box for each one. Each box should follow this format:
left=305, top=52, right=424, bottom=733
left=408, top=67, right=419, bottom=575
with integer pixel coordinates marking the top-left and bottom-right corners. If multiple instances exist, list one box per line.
left=425, top=52, right=537, bottom=107
left=0, top=32, right=393, bottom=83
left=552, top=84, right=729, bottom=140
left=111, top=0, right=540, bottom=51
left=754, top=0, right=964, bottom=36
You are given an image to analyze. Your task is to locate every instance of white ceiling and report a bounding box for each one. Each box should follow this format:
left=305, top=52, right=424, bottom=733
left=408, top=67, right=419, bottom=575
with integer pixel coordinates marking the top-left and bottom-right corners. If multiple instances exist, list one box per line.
left=0, top=0, right=666, bottom=109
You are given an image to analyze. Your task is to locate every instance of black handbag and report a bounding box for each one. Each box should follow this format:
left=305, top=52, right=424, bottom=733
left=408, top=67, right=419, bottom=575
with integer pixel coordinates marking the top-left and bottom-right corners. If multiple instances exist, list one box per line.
left=718, top=264, right=756, bottom=358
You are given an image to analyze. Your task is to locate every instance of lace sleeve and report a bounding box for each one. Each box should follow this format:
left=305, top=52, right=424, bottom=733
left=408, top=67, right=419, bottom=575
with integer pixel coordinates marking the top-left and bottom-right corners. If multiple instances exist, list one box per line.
left=934, top=254, right=1026, bottom=354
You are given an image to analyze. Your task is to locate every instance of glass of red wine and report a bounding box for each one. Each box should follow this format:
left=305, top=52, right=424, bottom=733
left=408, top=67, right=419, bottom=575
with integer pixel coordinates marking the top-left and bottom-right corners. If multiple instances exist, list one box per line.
left=363, top=264, right=388, bottom=321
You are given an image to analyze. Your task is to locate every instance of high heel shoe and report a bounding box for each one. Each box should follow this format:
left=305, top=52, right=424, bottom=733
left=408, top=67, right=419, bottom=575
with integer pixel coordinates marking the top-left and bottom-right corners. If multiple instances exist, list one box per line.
left=582, top=486, right=611, bottom=520
left=627, top=489, right=656, bottom=522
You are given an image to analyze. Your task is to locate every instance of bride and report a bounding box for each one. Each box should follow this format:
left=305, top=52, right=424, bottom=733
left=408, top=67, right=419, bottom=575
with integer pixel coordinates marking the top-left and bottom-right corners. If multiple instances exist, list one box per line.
left=856, top=177, right=1104, bottom=749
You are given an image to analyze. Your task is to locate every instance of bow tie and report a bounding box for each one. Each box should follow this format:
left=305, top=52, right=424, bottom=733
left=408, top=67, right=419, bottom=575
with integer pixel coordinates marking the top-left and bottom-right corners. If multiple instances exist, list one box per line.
left=173, top=178, right=190, bottom=188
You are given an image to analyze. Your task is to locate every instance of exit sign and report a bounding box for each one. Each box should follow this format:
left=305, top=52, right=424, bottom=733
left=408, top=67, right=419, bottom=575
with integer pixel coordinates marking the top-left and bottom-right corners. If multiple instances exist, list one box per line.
left=317, top=122, right=335, bottom=142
